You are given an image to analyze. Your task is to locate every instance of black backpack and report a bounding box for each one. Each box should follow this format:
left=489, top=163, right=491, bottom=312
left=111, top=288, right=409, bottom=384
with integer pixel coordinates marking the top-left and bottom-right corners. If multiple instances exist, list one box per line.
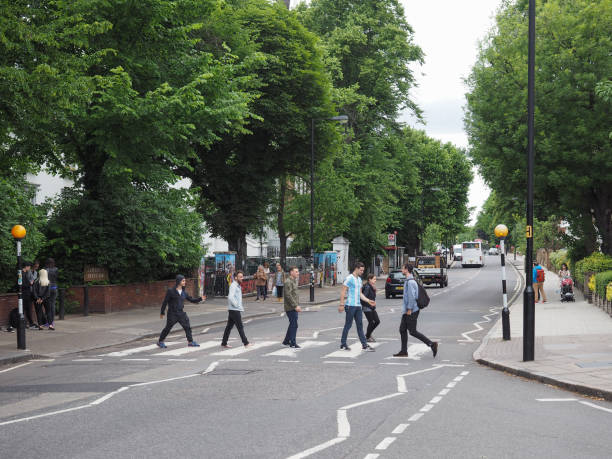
left=410, top=279, right=430, bottom=309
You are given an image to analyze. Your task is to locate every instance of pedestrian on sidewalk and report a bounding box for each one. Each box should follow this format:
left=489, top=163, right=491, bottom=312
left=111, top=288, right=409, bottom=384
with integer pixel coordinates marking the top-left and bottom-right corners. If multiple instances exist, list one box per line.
left=32, top=269, right=52, bottom=330
left=45, top=258, right=59, bottom=329
left=21, top=261, right=36, bottom=329
left=282, top=266, right=302, bottom=348
left=558, top=263, right=571, bottom=280
left=393, top=263, right=438, bottom=358
left=157, top=275, right=204, bottom=348
left=275, top=264, right=285, bottom=302
left=361, top=273, right=380, bottom=342
left=339, top=262, right=375, bottom=352
left=264, top=261, right=273, bottom=294
left=254, top=265, right=268, bottom=301
left=221, top=270, right=250, bottom=348
left=533, top=261, right=547, bottom=303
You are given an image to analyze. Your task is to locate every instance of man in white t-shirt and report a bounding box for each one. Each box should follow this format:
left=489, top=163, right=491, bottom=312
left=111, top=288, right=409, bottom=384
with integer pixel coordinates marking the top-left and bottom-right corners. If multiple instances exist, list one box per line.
left=339, top=262, right=376, bottom=351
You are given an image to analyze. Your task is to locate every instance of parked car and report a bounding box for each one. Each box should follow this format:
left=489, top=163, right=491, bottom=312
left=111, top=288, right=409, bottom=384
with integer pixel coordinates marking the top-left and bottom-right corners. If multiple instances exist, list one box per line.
left=453, top=244, right=462, bottom=261
left=385, top=270, right=423, bottom=298
left=488, top=247, right=499, bottom=255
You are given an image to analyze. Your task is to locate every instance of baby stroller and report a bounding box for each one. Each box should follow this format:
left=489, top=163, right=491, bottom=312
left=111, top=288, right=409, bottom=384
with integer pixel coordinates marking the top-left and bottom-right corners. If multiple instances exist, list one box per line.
left=560, top=277, right=575, bottom=302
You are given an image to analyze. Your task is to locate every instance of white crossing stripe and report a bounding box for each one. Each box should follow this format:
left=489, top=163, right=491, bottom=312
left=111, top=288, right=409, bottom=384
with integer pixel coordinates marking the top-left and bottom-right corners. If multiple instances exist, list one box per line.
left=384, top=343, right=430, bottom=360
left=265, top=340, right=330, bottom=357
left=211, top=341, right=277, bottom=356
left=154, top=341, right=219, bottom=356
left=323, top=342, right=382, bottom=358
left=102, top=341, right=180, bottom=357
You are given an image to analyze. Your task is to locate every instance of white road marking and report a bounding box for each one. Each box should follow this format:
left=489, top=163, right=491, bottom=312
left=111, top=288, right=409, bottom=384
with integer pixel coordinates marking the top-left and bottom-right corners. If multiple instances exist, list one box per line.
left=536, top=398, right=577, bottom=402
left=286, top=438, right=346, bottom=459
left=458, top=307, right=500, bottom=342
left=72, top=359, right=102, bottom=362
left=420, top=404, right=434, bottom=412
left=323, top=342, right=381, bottom=358
left=454, top=376, right=464, bottom=382
left=337, top=410, right=350, bottom=437
left=380, top=362, right=411, bottom=366
left=90, top=386, right=129, bottom=405
left=438, top=388, right=450, bottom=395
left=102, top=341, right=180, bottom=357
left=392, top=424, right=409, bottom=434
left=167, top=358, right=197, bottom=362
left=324, top=361, right=354, bottom=364
left=211, top=341, right=277, bottom=356
left=408, top=413, right=424, bottom=422
left=278, top=360, right=300, bottom=363
left=384, top=343, right=430, bottom=361
left=243, top=319, right=252, bottom=324
left=446, top=382, right=457, bottom=388
left=200, top=327, right=210, bottom=334
left=579, top=401, right=612, bottom=414
left=312, top=326, right=343, bottom=339
left=121, top=358, right=150, bottom=361
left=429, top=396, right=442, bottom=404
left=30, top=359, right=55, bottom=362
left=341, top=393, right=403, bottom=410
left=460, top=371, right=470, bottom=376
left=265, top=341, right=330, bottom=357
left=375, top=437, right=396, bottom=450
left=154, top=341, right=218, bottom=356
left=0, top=362, right=31, bottom=373
left=364, top=455, right=380, bottom=459
left=0, top=404, right=89, bottom=426
left=396, top=364, right=464, bottom=393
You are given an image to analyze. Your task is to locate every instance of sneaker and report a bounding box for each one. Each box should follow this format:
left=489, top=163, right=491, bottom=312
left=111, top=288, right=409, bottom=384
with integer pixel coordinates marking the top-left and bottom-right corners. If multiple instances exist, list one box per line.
left=221, top=344, right=232, bottom=348
left=157, top=341, right=167, bottom=349
left=366, top=337, right=376, bottom=343
left=282, top=341, right=290, bottom=346
left=340, top=344, right=349, bottom=350
left=41, top=323, right=49, bottom=329
left=393, top=351, right=408, bottom=357
left=290, top=343, right=301, bottom=349
left=48, top=324, right=55, bottom=331
left=29, top=324, right=39, bottom=330
left=362, top=345, right=375, bottom=352
left=431, top=342, right=438, bottom=358
left=188, top=341, right=200, bottom=347
left=244, top=343, right=252, bottom=348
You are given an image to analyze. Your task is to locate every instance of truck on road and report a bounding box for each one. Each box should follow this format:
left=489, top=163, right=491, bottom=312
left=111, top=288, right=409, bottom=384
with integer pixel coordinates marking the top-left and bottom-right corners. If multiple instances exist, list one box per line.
left=414, top=255, right=448, bottom=288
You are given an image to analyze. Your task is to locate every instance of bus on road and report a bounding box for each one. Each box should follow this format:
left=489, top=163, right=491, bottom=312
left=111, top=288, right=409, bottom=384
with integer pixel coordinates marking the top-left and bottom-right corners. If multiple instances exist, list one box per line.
left=461, top=241, right=485, bottom=267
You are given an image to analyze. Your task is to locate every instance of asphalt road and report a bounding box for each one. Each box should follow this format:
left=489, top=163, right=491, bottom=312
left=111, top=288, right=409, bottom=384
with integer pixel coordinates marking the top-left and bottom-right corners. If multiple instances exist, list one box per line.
left=1, top=262, right=611, bottom=458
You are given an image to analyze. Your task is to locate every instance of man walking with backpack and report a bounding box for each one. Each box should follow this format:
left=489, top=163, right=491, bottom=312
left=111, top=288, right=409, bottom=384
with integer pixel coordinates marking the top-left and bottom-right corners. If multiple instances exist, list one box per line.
left=393, top=263, right=438, bottom=358
left=533, top=262, right=547, bottom=303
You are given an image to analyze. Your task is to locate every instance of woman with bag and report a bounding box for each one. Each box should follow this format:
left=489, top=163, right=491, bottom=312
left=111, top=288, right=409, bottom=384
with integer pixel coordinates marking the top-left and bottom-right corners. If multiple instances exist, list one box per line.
left=361, top=273, right=380, bottom=342
left=32, top=269, right=52, bottom=330
left=254, top=265, right=268, bottom=301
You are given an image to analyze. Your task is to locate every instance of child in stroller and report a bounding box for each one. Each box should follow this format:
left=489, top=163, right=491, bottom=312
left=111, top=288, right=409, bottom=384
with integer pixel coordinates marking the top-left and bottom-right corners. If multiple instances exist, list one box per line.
left=560, top=277, right=575, bottom=302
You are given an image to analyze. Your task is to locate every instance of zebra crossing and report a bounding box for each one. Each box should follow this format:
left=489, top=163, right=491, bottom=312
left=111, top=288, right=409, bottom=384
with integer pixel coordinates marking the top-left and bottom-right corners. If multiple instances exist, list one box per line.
left=82, top=338, right=434, bottom=365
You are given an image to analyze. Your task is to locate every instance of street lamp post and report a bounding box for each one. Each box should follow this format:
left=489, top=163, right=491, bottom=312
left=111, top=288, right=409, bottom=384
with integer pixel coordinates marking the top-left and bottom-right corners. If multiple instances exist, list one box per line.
left=11, top=225, right=27, bottom=350
left=495, top=224, right=511, bottom=340
left=523, top=0, right=536, bottom=361
left=310, top=115, right=348, bottom=302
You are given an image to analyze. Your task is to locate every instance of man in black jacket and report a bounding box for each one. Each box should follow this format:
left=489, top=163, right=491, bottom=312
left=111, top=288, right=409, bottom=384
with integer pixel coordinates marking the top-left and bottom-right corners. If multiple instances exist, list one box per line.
left=157, top=275, right=205, bottom=348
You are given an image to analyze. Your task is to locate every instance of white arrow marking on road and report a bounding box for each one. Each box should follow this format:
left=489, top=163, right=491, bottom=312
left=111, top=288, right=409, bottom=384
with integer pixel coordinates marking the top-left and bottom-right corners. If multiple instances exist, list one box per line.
left=102, top=341, right=180, bottom=357
left=265, top=340, right=330, bottom=357
left=211, top=341, right=277, bottom=356
left=153, top=341, right=219, bottom=356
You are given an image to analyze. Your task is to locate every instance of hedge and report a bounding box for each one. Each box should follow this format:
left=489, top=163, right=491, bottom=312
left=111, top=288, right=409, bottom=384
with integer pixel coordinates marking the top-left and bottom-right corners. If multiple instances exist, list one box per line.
left=549, top=249, right=569, bottom=272
left=594, top=271, right=612, bottom=299
left=574, top=253, right=612, bottom=284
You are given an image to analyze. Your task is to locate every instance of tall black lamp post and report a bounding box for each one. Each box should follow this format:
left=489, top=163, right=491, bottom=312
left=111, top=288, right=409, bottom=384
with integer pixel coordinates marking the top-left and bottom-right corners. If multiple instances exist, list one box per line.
left=11, top=225, right=27, bottom=349
left=310, top=115, right=349, bottom=302
left=523, top=0, right=536, bottom=361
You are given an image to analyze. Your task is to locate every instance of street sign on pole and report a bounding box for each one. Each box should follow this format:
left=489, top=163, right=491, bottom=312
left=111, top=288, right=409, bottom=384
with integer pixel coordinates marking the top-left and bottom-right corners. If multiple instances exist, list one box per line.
left=388, top=233, right=396, bottom=246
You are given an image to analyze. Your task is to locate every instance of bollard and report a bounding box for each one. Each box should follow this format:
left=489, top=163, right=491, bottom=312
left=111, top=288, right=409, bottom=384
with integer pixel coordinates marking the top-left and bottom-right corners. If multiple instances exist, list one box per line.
left=83, top=285, right=89, bottom=316
left=59, top=288, right=65, bottom=320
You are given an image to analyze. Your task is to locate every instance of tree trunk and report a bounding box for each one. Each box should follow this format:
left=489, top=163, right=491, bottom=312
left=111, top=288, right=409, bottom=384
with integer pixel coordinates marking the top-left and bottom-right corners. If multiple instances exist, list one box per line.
left=228, top=233, right=248, bottom=272
left=278, top=176, right=288, bottom=268
left=592, top=188, right=612, bottom=256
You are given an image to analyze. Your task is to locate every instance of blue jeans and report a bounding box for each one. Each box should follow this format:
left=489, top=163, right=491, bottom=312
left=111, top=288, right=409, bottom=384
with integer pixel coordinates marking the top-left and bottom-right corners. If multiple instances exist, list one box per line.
left=341, top=306, right=367, bottom=347
left=283, top=309, right=298, bottom=345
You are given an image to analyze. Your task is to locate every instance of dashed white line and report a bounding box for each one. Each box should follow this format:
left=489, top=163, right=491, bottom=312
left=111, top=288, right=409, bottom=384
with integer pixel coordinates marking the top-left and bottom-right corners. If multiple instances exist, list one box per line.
left=392, top=423, right=409, bottom=434
left=408, top=413, right=424, bottom=422
left=446, top=381, right=457, bottom=388
left=454, top=376, right=464, bottom=382
left=429, top=396, right=442, bottom=404
left=438, top=388, right=450, bottom=395
left=363, top=454, right=380, bottom=459
left=537, top=398, right=577, bottom=402
left=72, top=359, right=102, bottom=362
left=375, top=437, right=396, bottom=450
left=420, top=404, right=434, bottom=412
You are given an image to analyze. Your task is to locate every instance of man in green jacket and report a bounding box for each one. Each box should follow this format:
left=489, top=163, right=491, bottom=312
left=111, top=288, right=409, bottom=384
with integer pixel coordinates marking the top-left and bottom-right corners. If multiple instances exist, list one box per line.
left=282, top=266, right=302, bottom=348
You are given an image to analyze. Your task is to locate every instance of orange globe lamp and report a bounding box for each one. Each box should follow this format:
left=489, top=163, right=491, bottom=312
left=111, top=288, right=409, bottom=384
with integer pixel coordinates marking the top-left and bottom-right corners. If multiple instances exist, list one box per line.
left=11, top=225, right=26, bottom=240
left=494, top=224, right=508, bottom=239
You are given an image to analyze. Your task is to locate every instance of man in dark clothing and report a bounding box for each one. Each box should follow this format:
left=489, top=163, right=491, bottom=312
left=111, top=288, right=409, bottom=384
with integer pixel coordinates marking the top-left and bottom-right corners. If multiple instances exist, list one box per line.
left=21, top=262, right=36, bottom=328
left=158, top=275, right=205, bottom=348
left=45, top=258, right=59, bottom=327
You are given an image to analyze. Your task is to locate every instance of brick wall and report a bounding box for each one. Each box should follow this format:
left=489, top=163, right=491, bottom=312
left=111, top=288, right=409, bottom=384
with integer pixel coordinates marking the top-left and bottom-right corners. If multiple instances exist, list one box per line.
left=0, top=293, right=18, bottom=327
left=66, top=278, right=198, bottom=314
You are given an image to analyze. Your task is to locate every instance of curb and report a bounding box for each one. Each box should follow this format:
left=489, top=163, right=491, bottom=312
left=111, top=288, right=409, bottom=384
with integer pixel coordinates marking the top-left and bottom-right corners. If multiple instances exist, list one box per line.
left=0, top=297, right=339, bottom=363
left=473, top=260, right=612, bottom=402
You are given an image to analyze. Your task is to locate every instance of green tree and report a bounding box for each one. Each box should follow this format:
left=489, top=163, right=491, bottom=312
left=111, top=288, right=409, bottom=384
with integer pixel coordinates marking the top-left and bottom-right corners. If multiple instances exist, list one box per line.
left=465, top=0, right=612, bottom=255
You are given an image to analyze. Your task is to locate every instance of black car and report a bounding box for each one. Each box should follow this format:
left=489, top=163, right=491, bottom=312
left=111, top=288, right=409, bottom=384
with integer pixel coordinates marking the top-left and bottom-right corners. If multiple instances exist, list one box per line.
left=385, top=270, right=423, bottom=298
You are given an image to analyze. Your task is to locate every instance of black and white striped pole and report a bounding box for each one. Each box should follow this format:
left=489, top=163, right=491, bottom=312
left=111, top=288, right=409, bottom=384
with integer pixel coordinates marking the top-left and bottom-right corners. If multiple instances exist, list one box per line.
left=495, top=224, right=511, bottom=340
left=11, top=225, right=27, bottom=349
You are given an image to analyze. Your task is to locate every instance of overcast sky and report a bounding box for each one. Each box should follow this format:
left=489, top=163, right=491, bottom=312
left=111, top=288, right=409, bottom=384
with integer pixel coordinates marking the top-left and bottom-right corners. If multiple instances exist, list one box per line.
left=398, top=0, right=504, bottom=222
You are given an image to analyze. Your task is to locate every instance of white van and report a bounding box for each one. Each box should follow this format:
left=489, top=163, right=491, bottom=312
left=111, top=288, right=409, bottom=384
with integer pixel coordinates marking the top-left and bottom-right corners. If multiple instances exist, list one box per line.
left=461, top=241, right=485, bottom=267
left=452, top=244, right=462, bottom=261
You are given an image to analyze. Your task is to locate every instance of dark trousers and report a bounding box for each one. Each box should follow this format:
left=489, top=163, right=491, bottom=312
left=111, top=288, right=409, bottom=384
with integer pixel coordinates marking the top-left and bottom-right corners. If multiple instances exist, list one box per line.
left=22, top=295, right=34, bottom=326
left=47, top=288, right=57, bottom=325
left=364, top=309, right=380, bottom=338
left=159, top=310, right=193, bottom=342
left=222, top=310, right=249, bottom=345
left=341, top=306, right=367, bottom=347
left=399, top=311, right=432, bottom=353
left=276, top=285, right=284, bottom=298
left=256, top=285, right=267, bottom=300
left=283, top=310, right=298, bottom=345
left=34, top=300, right=47, bottom=326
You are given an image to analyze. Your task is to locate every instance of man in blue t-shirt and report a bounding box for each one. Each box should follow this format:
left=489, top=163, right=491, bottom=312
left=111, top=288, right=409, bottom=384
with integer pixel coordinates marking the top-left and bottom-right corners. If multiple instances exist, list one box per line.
left=339, top=262, right=376, bottom=351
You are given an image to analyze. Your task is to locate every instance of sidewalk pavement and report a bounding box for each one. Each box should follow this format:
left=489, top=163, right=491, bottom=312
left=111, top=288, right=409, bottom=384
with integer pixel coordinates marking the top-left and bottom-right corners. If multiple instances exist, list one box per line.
left=0, top=281, right=354, bottom=366
left=475, top=256, right=612, bottom=401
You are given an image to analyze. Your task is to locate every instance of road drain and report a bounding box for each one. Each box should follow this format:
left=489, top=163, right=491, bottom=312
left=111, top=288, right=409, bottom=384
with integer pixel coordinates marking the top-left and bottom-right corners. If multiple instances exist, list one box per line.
left=207, top=369, right=260, bottom=376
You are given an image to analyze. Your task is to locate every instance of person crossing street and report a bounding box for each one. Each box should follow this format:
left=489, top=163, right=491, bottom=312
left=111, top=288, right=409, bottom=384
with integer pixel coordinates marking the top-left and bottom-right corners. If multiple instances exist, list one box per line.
left=157, top=275, right=204, bottom=348
left=282, top=266, right=302, bottom=348
left=339, top=262, right=376, bottom=352
left=221, top=270, right=250, bottom=348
